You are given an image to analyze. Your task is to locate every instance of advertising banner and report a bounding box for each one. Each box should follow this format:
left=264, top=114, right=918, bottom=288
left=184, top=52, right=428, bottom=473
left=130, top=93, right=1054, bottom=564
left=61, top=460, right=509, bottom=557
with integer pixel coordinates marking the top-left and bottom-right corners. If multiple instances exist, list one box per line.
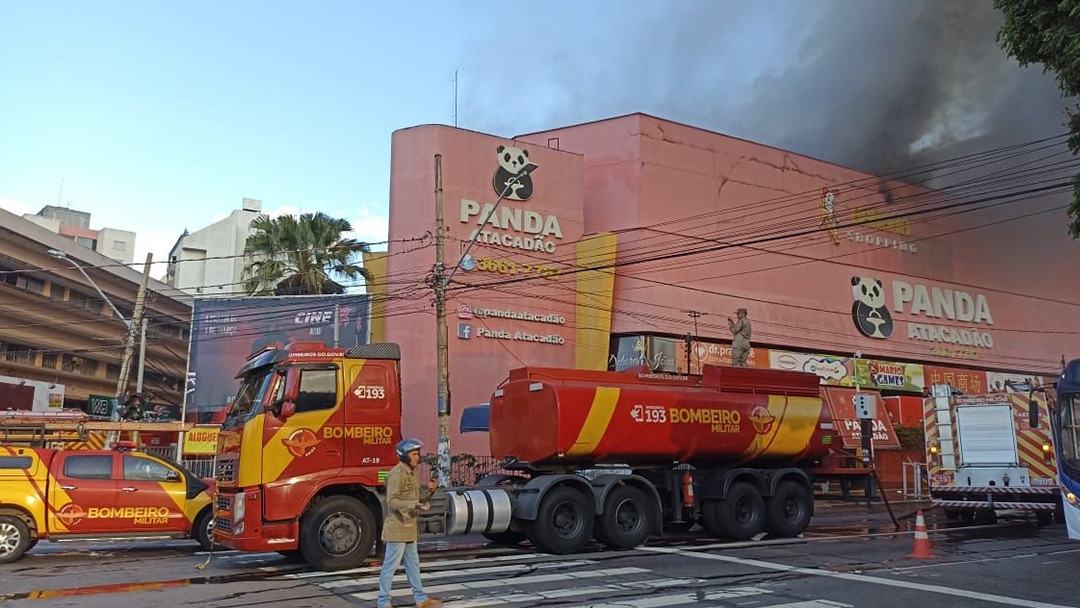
left=852, top=359, right=925, bottom=393
left=183, top=426, right=221, bottom=456
left=186, top=295, right=370, bottom=423
left=676, top=341, right=770, bottom=374
left=87, top=395, right=116, bottom=420
left=822, top=387, right=901, bottom=449
left=924, top=366, right=989, bottom=394
left=769, top=350, right=853, bottom=386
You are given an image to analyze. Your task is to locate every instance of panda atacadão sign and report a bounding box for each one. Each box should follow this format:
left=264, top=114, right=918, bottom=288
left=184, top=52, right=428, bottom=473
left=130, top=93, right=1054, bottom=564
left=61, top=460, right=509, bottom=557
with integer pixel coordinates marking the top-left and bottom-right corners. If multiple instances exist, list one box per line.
left=850, top=275, right=995, bottom=350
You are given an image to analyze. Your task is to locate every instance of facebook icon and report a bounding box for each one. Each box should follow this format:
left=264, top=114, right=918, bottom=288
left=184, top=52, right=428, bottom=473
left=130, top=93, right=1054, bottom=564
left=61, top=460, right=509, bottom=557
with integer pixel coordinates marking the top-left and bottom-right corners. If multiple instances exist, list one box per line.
left=457, top=323, right=472, bottom=340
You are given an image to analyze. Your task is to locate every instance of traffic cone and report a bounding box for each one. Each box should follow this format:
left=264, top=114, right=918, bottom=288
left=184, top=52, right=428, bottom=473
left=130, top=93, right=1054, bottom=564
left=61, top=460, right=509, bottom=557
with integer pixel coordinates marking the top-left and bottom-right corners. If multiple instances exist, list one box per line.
left=907, top=510, right=935, bottom=559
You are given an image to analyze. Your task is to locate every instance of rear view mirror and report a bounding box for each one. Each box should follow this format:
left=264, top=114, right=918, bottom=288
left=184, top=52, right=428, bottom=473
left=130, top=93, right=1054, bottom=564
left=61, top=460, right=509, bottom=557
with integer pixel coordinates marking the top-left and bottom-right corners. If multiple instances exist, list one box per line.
left=1029, top=398, right=1040, bottom=429
left=276, top=367, right=301, bottom=421
left=166, top=470, right=182, bottom=482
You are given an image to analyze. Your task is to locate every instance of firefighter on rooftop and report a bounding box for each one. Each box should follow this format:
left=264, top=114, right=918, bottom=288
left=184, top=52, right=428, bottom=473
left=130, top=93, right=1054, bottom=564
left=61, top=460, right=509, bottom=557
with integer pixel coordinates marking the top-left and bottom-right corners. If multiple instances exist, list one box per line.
left=728, top=307, right=752, bottom=367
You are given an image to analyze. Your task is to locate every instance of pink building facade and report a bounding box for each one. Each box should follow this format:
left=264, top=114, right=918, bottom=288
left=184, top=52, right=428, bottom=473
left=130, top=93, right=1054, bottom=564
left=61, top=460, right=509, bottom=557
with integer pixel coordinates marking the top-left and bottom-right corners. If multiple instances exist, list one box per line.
left=378, top=114, right=1080, bottom=457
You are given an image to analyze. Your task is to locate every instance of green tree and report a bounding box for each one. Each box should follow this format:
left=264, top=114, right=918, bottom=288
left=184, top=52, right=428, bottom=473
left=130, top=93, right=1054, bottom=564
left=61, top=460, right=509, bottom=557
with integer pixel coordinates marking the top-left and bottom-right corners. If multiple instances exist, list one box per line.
left=994, top=0, right=1080, bottom=237
left=243, top=212, right=372, bottom=295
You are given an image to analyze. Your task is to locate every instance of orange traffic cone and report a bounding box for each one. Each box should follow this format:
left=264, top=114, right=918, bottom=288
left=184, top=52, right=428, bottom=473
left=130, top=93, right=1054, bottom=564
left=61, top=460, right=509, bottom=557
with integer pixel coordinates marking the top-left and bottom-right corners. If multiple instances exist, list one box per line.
left=907, top=510, right=935, bottom=559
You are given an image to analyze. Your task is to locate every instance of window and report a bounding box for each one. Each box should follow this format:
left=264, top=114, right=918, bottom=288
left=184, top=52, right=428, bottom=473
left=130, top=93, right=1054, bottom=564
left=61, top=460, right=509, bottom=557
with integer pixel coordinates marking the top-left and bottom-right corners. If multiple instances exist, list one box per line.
left=1, top=342, right=33, bottom=364
left=295, top=368, right=338, bottom=413
left=113, top=240, right=126, bottom=251
left=64, top=455, right=113, bottom=479
left=1061, top=396, right=1080, bottom=471
left=16, top=275, right=44, bottom=294
left=123, top=456, right=177, bottom=482
left=0, top=457, right=31, bottom=469
left=49, top=285, right=66, bottom=301
left=74, top=236, right=96, bottom=250
left=68, top=290, right=102, bottom=313
left=41, top=354, right=58, bottom=370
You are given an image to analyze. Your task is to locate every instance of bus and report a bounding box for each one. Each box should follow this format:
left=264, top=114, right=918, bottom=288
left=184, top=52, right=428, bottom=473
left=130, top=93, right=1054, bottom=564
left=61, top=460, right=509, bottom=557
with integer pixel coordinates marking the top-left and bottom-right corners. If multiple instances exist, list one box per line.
left=1050, top=358, right=1080, bottom=539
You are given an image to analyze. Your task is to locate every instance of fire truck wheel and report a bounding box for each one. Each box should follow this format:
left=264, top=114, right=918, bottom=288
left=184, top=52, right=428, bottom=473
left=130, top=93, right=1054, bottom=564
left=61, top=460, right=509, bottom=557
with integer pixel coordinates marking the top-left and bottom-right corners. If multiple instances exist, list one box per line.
left=300, top=496, right=376, bottom=571
left=193, top=510, right=216, bottom=551
left=710, top=483, right=765, bottom=541
left=527, top=486, right=594, bottom=554
left=595, top=486, right=652, bottom=549
left=663, top=520, right=694, bottom=534
left=0, top=515, right=30, bottom=564
left=764, top=481, right=812, bottom=538
left=1036, top=511, right=1053, bottom=527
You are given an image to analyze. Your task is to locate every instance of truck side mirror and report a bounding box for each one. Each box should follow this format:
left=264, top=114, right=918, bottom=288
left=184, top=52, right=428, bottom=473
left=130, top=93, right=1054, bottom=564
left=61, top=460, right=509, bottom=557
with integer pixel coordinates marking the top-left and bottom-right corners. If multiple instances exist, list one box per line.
left=277, top=367, right=300, bottom=421
left=1029, top=398, right=1040, bottom=429
left=166, top=470, right=182, bottom=482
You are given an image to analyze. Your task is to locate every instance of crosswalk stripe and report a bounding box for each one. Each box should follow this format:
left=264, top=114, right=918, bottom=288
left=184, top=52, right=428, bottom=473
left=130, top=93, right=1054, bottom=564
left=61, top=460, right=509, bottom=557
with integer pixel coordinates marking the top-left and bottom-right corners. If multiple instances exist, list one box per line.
left=439, top=577, right=703, bottom=608
left=558, top=586, right=772, bottom=608
left=351, top=566, right=650, bottom=601
left=287, top=551, right=549, bottom=579
left=763, top=601, right=852, bottom=608
left=317, top=560, right=594, bottom=589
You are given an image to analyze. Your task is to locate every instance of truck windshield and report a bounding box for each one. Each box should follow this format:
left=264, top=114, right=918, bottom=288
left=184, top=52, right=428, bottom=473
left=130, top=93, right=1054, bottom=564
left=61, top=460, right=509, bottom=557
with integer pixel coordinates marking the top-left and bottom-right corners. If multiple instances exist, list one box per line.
left=1060, top=395, right=1080, bottom=471
left=224, top=369, right=274, bottom=425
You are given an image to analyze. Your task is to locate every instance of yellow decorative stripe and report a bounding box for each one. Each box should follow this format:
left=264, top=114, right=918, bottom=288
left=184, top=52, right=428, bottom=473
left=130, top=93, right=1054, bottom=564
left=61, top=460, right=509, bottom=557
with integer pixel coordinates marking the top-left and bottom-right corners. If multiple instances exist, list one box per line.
left=566, top=387, right=621, bottom=457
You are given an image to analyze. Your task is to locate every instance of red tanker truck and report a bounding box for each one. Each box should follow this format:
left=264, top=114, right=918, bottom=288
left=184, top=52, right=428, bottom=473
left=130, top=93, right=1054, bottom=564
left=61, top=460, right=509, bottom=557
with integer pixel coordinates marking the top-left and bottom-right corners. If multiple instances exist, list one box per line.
left=213, top=343, right=835, bottom=570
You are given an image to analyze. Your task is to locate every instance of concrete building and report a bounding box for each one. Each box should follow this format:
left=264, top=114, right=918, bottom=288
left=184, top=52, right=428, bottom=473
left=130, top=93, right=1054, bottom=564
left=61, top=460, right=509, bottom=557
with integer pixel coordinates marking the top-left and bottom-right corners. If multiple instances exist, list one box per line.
left=167, top=198, right=264, bottom=296
left=23, top=205, right=137, bottom=265
left=0, top=208, right=190, bottom=409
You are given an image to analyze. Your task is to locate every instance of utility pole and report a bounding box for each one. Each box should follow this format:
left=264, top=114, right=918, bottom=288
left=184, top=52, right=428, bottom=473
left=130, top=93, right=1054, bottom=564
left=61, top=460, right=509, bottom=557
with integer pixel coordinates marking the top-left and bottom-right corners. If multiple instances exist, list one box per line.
left=333, top=303, right=341, bottom=348
left=136, top=318, right=148, bottom=393
left=682, top=310, right=705, bottom=373
left=433, top=154, right=451, bottom=487
left=429, top=152, right=538, bottom=486
left=116, top=253, right=153, bottom=407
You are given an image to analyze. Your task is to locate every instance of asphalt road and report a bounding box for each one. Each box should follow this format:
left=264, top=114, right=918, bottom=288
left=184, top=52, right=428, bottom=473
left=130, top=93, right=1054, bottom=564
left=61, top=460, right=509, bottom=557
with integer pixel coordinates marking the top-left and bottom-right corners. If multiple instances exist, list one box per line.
left=2, top=505, right=1077, bottom=608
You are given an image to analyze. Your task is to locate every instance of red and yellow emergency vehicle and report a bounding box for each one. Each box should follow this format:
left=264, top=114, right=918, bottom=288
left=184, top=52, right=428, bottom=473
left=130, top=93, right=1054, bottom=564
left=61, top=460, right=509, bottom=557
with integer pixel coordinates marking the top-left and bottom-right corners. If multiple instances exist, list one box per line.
left=214, top=342, right=847, bottom=570
left=923, top=385, right=1061, bottom=521
left=0, top=443, right=216, bottom=563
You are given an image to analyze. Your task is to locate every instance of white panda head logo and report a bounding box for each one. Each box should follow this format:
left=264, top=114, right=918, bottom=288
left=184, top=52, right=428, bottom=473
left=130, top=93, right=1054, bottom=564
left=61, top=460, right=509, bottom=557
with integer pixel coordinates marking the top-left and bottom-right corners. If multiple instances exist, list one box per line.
left=493, top=145, right=535, bottom=201
left=850, top=276, right=893, bottom=339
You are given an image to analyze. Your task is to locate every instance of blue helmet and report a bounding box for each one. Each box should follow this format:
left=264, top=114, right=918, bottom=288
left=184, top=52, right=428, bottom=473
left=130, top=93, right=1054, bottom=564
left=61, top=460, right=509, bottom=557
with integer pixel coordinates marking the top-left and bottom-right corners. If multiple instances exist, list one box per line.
left=396, top=438, right=423, bottom=463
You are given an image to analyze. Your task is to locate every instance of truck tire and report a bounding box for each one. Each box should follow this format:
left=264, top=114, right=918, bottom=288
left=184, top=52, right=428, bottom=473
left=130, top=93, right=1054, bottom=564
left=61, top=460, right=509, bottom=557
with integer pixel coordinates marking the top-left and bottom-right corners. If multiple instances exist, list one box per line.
left=193, top=510, right=216, bottom=551
left=595, top=486, right=652, bottom=549
left=0, top=515, right=30, bottom=564
left=764, top=481, right=813, bottom=538
left=527, top=486, right=593, bottom=554
left=663, top=520, right=694, bottom=534
left=299, top=496, right=377, bottom=571
left=1036, top=511, right=1054, bottom=527
left=707, top=482, right=765, bottom=541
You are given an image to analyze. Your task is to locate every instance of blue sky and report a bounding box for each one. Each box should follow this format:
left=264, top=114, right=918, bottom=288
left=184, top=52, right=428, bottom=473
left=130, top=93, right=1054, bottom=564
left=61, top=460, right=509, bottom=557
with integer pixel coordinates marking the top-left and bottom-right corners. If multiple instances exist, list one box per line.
left=0, top=1, right=1063, bottom=278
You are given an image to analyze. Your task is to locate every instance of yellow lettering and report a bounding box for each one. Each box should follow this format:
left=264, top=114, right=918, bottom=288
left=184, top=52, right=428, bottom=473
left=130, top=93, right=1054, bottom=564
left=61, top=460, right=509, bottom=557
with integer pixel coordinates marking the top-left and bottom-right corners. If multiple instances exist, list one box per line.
left=672, top=408, right=741, bottom=427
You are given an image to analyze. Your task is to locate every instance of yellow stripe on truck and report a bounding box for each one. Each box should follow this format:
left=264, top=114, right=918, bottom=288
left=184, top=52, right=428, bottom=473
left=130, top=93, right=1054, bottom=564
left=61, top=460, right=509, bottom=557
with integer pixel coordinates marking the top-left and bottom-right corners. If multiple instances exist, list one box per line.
left=262, top=408, right=337, bottom=483
left=566, top=387, right=621, bottom=457
left=743, top=395, right=822, bottom=460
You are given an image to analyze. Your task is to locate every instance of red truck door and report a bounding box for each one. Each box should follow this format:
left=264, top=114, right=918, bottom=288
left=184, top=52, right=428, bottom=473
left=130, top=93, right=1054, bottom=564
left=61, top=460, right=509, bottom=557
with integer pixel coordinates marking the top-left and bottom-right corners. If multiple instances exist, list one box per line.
left=49, top=453, right=117, bottom=534
left=117, top=454, right=189, bottom=533
left=343, top=360, right=401, bottom=470
left=261, top=364, right=345, bottom=520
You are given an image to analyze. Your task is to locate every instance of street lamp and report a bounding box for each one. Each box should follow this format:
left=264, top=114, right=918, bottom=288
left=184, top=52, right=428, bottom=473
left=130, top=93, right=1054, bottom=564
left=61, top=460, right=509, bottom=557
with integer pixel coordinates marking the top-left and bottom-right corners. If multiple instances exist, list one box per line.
left=48, top=249, right=129, bottom=328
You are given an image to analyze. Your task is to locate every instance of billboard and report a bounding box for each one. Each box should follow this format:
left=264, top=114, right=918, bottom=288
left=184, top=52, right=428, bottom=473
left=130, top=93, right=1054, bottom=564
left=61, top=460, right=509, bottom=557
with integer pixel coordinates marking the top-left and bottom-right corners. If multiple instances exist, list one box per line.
left=185, top=295, right=369, bottom=423
left=0, top=374, right=64, bottom=411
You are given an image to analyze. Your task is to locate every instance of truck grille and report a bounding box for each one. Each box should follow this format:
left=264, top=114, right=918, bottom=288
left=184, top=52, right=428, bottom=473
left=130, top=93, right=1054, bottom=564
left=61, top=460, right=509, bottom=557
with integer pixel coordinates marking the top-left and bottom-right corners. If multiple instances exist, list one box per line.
left=216, top=457, right=238, bottom=483
left=216, top=494, right=233, bottom=513
left=215, top=517, right=232, bottom=533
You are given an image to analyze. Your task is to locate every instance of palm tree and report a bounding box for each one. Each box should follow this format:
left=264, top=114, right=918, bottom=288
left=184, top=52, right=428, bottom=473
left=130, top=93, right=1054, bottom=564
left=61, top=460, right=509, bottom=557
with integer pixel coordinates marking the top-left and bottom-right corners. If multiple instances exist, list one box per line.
left=243, top=212, right=372, bottom=296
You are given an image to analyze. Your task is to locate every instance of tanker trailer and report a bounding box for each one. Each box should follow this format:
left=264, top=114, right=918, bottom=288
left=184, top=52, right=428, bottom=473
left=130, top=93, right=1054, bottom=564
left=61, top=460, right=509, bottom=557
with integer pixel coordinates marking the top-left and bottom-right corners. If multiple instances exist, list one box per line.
left=432, top=364, right=834, bottom=554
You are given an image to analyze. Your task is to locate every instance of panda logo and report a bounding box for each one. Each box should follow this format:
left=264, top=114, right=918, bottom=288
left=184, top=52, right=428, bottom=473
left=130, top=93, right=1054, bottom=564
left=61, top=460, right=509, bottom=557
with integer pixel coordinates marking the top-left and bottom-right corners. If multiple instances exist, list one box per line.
left=493, top=145, right=535, bottom=201
left=850, top=276, right=893, bottom=339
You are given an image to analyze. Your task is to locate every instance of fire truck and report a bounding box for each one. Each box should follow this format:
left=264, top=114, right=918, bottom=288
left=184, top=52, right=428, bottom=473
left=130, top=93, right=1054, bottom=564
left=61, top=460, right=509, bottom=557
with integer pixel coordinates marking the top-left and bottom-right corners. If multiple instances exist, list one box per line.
left=923, top=385, right=1061, bottom=522
left=213, top=342, right=848, bottom=570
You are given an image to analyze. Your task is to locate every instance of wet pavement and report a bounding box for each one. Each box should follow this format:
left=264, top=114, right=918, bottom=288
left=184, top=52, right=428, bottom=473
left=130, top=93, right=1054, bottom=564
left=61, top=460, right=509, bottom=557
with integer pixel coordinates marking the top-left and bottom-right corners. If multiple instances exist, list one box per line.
left=1, top=502, right=1076, bottom=607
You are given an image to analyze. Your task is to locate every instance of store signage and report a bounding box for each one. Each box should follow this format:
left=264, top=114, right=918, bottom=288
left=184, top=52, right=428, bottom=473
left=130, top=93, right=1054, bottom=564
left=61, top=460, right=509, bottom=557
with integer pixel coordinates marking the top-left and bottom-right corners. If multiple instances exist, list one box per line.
left=849, top=276, right=996, bottom=356
left=183, top=426, right=220, bottom=456
left=460, top=199, right=563, bottom=254
left=87, top=395, right=116, bottom=420
left=476, top=327, right=565, bottom=345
